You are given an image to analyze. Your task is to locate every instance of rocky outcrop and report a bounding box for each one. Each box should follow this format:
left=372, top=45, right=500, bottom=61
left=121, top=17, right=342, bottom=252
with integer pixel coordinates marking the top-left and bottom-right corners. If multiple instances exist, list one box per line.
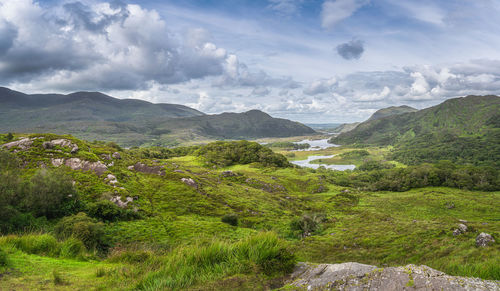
left=245, top=178, right=286, bottom=193
left=130, top=162, right=165, bottom=176
left=51, top=158, right=108, bottom=176
left=112, top=152, right=121, bottom=159
left=43, top=139, right=79, bottom=153
left=476, top=233, right=495, bottom=247
left=2, top=138, right=35, bottom=150
left=288, top=262, right=500, bottom=290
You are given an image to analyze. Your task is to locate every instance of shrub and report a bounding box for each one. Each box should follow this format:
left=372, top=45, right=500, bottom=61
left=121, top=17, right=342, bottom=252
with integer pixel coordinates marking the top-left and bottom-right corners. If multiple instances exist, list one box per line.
left=0, top=247, right=8, bottom=267
left=54, top=213, right=109, bottom=252
left=87, top=200, right=141, bottom=222
left=196, top=141, right=290, bottom=168
left=290, top=213, right=326, bottom=237
left=26, top=169, right=81, bottom=218
left=221, top=214, right=238, bottom=226
left=60, top=237, right=86, bottom=259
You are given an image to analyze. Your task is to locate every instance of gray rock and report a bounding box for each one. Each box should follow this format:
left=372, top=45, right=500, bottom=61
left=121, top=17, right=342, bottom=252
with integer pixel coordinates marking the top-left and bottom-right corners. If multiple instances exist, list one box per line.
left=181, top=178, right=197, bottom=188
left=112, top=152, right=121, bottom=159
left=2, top=138, right=34, bottom=150
left=476, top=233, right=495, bottom=247
left=221, top=170, right=237, bottom=177
left=70, top=145, right=79, bottom=153
left=132, top=162, right=165, bottom=176
left=458, top=223, right=468, bottom=233
left=51, top=158, right=108, bottom=176
left=110, top=196, right=133, bottom=208
left=453, top=229, right=462, bottom=236
left=458, top=219, right=468, bottom=224
left=42, top=141, right=54, bottom=149
left=288, top=262, right=500, bottom=290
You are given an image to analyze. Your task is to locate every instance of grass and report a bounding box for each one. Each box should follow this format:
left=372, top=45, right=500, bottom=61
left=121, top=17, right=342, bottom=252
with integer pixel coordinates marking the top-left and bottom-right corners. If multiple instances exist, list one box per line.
left=1, top=133, right=499, bottom=289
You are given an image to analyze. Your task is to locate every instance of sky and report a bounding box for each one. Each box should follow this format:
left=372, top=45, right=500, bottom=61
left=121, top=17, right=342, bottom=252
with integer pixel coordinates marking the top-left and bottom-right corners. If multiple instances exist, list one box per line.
left=1, top=0, right=500, bottom=123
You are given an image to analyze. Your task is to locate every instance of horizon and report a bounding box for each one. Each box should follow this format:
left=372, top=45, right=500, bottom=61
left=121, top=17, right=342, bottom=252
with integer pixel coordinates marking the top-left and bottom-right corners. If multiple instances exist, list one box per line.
left=1, top=0, right=500, bottom=122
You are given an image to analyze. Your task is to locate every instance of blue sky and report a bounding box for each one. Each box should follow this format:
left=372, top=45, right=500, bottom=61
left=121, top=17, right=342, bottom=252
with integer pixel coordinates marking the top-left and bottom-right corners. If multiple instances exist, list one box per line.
left=1, top=0, right=500, bottom=122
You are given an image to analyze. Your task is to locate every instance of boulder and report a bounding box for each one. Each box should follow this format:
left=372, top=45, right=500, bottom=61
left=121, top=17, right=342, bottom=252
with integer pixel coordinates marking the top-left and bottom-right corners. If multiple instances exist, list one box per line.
left=221, top=170, right=237, bottom=177
left=458, top=223, right=468, bottom=233
left=131, top=162, right=165, bottom=176
left=181, top=178, right=197, bottom=188
left=288, top=262, right=500, bottom=290
left=476, top=233, right=495, bottom=247
left=112, top=152, right=121, bottom=159
left=110, top=196, right=134, bottom=208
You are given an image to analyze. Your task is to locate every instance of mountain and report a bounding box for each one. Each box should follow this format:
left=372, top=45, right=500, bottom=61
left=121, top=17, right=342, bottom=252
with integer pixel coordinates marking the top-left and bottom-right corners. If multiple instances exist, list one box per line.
left=0, top=87, right=315, bottom=146
left=331, top=95, right=500, bottom=166
left=367, top=105, right=417, bottom=121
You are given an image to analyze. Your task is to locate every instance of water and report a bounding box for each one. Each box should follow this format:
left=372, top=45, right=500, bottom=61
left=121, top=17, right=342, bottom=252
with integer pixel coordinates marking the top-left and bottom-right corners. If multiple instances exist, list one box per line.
left=293, top=138, right=338, bottom=151
left=291, top=155, right=356, bottom=171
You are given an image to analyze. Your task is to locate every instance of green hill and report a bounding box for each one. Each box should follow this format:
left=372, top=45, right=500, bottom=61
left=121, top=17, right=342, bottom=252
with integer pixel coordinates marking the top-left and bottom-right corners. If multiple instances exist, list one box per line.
left=367, top=105, right=417, bottom=121
left=0, top=133, right=498, bottom=289
left=0, top=87, right=315, bottom=146
left=331, top=95, right=500, bottom=166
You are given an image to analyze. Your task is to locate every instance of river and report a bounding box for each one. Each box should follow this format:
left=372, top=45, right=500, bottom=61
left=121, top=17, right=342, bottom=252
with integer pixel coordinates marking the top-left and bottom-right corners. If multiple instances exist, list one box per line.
left=291, top=154, right=356, bottom=171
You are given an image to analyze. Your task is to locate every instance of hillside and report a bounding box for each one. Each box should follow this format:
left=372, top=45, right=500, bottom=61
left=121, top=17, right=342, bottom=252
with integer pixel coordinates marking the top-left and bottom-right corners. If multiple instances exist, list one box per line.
left=0, top=133, right=498, bottom=289
left=331, top=95, right=500, bottom=166
left=367, top=105, right=417, bottom=121
left=0, top=88, right=315, bottom=146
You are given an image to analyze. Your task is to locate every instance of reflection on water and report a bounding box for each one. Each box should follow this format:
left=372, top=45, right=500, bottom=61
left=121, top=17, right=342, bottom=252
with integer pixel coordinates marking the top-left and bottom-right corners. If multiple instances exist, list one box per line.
left=293, top=138, right=338, bottom=151
left=291, top=154, right=355, bottom=171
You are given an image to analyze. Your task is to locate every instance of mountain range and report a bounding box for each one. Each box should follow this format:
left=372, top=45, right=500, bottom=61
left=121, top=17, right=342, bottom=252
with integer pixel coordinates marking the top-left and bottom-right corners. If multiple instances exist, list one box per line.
left=331, top=95, right=500, bottom=166
left=0, top=87, right=315, bottom=146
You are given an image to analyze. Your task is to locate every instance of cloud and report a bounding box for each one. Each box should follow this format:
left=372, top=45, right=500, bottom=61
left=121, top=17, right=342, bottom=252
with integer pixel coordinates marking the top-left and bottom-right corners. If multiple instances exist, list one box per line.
left=0, top=0, right=235, bottom=90
left=336, top=39, right=364, bottom=60
left=268, top=0, right=304, bottom=16
left=303, top=77, right=337, bottom=95
left=321, top=0, right=369, bottom=29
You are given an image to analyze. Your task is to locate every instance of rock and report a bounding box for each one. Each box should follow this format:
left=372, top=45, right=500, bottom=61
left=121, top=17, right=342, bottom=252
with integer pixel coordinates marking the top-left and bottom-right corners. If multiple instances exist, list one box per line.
left=42, top=141, right=54, bottom=149
left=132, top=162, right=165, bottom=176
left=101, top=154, right=111, bottom=160
left=221, top=170, right=237, bottom=177
left=127, top=165, right=134, bottom=170
left=110, top=196, right=133, bottom=208
left=70, top=145, right=79, bottom=153
left=446, top=202, right=455, bottom=209
left=341, top=189, right=349, bottom=193
left=459, top=219, right=468, bottom=224
left=453, top=229, right=462, bottom=236
left=476, top=233, right=495, bottom=247
left=181, top=178, right=197, bottom=188
left=458, top=223, right=468, bottom=233
left=174, top=170, right=185, bottom=173
left=288, top=262, right=500, bottom=290
left=105, top=174, right=118, bottom=185
left=112, top=152, right=121, bottom=159
left=2, top=138, right=34, bottom=150
left=51, top=158, right=108, bottom=176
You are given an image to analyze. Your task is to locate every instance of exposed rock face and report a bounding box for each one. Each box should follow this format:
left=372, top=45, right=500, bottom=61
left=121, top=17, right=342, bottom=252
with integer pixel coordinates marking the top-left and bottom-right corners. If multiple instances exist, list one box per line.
left=105, top=174, right=118, bottom=185
left=181, top=178, right=197, bottom=188
left=51, top=158, right=108, bottom=176
left=42, top=139, right=79, bottom=153
left=288, top=262, right=500, bottom=290
left=131, top=162, right=165, bottom=176
left=2, top=138, right=34, bottom=150
left=245, top=178, right=286, bottom=193
left=476, top=233, right=495, bottom=247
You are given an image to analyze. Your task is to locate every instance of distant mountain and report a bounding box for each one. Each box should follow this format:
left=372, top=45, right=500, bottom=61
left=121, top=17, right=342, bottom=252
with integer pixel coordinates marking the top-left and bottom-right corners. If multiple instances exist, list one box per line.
left=331, top=95, right=500, bottom=166
left=367, top=105, right=417, bottom=121
left=0, top=87, right=315, bottom=146
left=332, top=122, right=360, bottom=134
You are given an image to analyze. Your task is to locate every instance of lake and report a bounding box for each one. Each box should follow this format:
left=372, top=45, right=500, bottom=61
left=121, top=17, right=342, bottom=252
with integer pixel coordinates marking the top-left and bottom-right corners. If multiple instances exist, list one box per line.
left=291, top=154, right=356, bottom=171
left=293, top=138, right=338, bottom=151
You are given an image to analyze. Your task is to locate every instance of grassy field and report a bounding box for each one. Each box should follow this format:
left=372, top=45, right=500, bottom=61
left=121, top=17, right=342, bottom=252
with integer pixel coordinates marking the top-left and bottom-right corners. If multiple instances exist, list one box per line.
left=0, top=133, right=498, bottom=290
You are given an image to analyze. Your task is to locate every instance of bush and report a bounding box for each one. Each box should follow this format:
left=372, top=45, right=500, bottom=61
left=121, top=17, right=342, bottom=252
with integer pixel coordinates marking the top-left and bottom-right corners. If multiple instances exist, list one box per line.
left=0, top=247, right=8, bottom=267
left=60, top=237, right=86, bottom=259
left=196, top=141, right=290, bottom=168
left=26, top=169, right=81, bottom=218
left=221, top=214, right=238, bottom=226
left=290, top=213, right=326, bottom=237
left=87, top=200, right=141, bottom=222
left=54, top=213, right=109, bottom=252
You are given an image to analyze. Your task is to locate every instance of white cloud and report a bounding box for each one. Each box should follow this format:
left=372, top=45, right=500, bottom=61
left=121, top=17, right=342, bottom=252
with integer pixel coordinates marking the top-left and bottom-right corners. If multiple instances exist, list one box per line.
left=321, top=0, right=369, bottom=29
